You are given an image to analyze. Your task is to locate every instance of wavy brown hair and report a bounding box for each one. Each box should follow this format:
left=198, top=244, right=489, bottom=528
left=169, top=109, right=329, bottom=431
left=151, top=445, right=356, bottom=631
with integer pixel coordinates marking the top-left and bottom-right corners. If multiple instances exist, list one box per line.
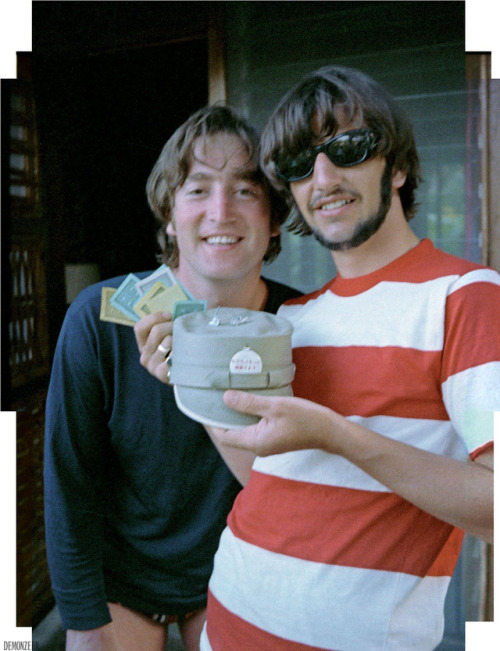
left=147, top=104, right=287, bottom=266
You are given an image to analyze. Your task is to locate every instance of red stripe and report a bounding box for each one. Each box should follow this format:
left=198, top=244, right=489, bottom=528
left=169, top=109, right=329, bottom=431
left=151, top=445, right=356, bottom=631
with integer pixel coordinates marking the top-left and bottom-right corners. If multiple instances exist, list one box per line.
left=206, top=589, right=334, bottom=651
left=283, top=239, right=484, bottom=303
left=427, top=527, right=464, bottom=576
left=292, top=346, right=447, bottom=420
left=441, top=281, right=500, bottom=381
left=470, top=440, right=494, bottom=461
left=229, top=472, right=460, bottom=578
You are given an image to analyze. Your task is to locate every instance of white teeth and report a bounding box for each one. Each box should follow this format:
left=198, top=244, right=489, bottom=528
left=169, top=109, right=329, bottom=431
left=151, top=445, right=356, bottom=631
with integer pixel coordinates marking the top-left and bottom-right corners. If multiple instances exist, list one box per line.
left=322, top=200, right=350, bottom=210
left=206, top=236, right=239, bottom=245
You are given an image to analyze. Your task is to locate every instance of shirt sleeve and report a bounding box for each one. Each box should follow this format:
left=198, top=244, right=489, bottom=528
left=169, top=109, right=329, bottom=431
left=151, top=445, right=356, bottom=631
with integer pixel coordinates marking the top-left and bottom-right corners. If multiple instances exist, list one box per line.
left=44, top=288, right=113, bottom=630
left=440, top=268, right=500, bottom=456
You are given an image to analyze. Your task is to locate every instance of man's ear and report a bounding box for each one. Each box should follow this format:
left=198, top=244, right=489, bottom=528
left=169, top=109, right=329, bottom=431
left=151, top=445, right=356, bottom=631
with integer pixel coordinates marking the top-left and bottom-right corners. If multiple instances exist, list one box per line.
left=166, top=219, right=176, bottom=236
left=392, top=169, right=407, bottom=190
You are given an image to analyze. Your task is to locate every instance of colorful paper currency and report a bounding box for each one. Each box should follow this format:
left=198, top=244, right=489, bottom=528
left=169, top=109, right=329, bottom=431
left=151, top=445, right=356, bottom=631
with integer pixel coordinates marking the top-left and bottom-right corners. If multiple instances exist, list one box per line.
left=100, top=266, right=206, bottom=326
left=172, top=299, right=207, bottom=320
left=134, top=264, right=177, bottom=296
left=99, top=287, right=137, bottom=326
left=109, top=273, right=142, bottom=322
left=133, top=281, right=188, bottom=317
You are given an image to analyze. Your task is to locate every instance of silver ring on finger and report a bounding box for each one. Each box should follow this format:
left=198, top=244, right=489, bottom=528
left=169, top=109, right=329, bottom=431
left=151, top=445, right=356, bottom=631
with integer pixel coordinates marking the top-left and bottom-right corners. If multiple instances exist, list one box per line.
left=157, top=343, right=170, bottom=358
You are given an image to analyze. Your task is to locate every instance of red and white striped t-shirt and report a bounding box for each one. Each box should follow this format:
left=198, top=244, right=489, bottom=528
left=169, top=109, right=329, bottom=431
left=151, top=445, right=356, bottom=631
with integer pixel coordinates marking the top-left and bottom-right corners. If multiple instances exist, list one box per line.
left=202, top=239, right=498, bottom=651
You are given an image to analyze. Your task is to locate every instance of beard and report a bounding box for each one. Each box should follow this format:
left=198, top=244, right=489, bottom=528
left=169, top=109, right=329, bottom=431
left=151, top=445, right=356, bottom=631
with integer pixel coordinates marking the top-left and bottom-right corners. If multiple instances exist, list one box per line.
left=302, top=161, right=394, bottom=252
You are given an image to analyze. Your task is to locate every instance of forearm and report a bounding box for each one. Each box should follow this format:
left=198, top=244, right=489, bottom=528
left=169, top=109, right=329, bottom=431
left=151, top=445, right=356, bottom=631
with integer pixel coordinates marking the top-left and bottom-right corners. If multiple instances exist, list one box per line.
left=218, top=391, right=494, bottom=541
left=205, top=426, right=255, bottom=485
left=326, top=414, right=494, bottom=542
left=45, top=474, right=110, bottom=628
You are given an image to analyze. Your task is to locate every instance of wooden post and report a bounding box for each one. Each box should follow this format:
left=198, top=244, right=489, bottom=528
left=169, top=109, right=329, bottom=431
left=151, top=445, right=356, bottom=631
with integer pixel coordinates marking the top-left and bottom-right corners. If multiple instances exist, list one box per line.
left=208, top=3, right=227, bottom=104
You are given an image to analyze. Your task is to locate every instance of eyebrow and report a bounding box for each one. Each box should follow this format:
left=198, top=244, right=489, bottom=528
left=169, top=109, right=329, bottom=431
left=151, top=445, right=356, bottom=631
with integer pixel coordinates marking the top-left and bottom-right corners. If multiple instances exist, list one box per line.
left=185, top=169, right=262, bottom=184
left=237, top=169, right=262, bottom=184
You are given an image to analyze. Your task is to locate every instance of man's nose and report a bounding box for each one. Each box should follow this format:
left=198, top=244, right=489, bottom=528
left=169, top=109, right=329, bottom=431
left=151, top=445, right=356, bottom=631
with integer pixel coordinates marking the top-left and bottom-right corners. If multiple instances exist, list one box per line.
left=208, top=188, right=235, bottom=221
left=312, top=152, right=343, bottom=188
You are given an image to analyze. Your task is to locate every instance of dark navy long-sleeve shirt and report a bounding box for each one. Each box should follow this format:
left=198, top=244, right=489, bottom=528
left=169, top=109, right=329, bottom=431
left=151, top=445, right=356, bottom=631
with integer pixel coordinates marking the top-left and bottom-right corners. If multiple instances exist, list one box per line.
left=44, top=273, right=301, bottom=630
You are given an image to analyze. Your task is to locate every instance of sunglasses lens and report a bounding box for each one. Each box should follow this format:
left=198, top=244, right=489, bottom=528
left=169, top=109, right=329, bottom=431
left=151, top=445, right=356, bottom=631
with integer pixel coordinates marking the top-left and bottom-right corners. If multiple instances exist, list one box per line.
left=275, top=130, right=376, bottom=182
left=326, top=131, right=373, bottom=167
left=275, top=149, right=314, bottom=182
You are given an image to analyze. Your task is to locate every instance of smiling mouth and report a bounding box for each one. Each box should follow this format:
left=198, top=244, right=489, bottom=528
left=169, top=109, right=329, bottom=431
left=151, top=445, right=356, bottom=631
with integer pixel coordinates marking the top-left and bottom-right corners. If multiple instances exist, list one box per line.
left=321, top=199, right=354, bottom=210
left=205, top=236, right=241, bottom=245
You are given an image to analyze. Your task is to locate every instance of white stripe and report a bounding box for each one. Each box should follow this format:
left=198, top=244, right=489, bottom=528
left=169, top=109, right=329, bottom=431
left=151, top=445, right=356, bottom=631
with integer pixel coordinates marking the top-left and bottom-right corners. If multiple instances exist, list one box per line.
left=442, top=361, right=500, bottom=451
left=253, top=416, right=467, bottom=491
left=199, top=623, right=212, bottom=651
left=447, top=267, right=500, bottom=294
left=280, top=277, right=460, bottom=350
left=209, top=529, right=449, bottom=651
left=278, top=302, right=304, bottom=321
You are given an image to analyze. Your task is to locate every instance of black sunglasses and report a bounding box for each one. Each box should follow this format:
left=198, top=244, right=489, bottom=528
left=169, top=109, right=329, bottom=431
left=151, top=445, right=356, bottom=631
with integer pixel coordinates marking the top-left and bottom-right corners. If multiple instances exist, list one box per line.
left=274, top=128, right=378, bottom=183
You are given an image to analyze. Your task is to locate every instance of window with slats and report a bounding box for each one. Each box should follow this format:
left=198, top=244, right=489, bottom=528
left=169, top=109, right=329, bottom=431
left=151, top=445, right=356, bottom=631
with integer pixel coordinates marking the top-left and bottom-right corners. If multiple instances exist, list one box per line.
left=8, top=80, right=50, bottom=388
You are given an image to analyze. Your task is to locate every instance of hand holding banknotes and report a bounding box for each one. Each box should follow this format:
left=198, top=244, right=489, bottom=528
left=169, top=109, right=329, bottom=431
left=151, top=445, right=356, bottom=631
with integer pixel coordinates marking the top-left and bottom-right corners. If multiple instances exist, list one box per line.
left=134, top=311, right=174, bottom=383
left=99, top=262, right=207, bottom=384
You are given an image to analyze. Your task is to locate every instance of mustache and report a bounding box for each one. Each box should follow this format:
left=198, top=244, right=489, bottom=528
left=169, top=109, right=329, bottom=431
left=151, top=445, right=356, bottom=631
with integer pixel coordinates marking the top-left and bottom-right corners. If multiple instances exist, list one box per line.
left=308, top=186, right=361, bottom=211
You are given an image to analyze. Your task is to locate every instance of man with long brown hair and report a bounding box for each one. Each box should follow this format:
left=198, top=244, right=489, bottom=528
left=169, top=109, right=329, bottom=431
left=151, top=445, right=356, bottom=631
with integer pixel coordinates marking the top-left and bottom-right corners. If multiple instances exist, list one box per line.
left=44, top=104, right=300, bottom=651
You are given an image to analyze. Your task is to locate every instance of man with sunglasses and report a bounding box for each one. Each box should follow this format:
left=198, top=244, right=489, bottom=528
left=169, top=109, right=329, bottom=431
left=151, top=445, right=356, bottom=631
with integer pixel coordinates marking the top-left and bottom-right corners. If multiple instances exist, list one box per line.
left=201, top=67, right=498, bottom=650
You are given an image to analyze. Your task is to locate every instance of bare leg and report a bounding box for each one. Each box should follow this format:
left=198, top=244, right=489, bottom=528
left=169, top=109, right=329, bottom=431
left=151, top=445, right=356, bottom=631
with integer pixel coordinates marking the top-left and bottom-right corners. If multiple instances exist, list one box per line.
left=107, top=602, right=168, bottom=651
left=178, top=608, right=207, bottom=651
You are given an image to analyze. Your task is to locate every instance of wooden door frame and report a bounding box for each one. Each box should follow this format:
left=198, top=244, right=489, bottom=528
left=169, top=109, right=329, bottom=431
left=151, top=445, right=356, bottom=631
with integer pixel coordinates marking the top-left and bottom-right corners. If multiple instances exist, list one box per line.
left=208, top=2, right=227, bottom=104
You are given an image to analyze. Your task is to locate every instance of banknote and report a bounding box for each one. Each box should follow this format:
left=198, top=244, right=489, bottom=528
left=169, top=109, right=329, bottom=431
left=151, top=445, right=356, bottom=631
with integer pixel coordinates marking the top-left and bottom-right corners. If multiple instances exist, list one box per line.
left=172, top=299, right=207, bottom=320
left=133, top=282, right=188, bottom=317
left=134, top=264, right=177, bottom=296
left=100, top=266, right=206, bottom=325
left=132, top=281, right=171, bottom=316
left=109, top=273, right=141, bottom=322
left=100, top=287, right=137, bottom=326
left=174, top=278, right=195, bottom=300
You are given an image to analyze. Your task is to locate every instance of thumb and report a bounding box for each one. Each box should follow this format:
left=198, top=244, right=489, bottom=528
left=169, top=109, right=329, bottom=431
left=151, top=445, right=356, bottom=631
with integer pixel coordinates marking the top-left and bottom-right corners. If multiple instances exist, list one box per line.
left=223, top=390, right=270, bottom=416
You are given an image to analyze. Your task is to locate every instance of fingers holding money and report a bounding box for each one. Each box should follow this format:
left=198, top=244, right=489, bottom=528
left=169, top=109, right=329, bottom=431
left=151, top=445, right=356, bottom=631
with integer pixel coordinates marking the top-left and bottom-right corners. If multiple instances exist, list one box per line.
left=134, top=311, right=172, bottom=351
left=134, top=312, right=173, bottom=383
